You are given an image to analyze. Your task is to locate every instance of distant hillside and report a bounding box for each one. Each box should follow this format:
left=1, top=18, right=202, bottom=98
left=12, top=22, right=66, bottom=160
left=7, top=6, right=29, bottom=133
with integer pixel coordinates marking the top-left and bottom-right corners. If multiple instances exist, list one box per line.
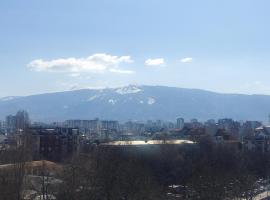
left=0, top=85, right=269, bottom=122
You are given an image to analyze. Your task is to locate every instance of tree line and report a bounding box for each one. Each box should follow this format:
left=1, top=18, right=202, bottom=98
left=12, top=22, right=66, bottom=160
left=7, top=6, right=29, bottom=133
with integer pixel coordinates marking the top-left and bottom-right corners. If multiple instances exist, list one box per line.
left=1, top=135, right=270, bottom=199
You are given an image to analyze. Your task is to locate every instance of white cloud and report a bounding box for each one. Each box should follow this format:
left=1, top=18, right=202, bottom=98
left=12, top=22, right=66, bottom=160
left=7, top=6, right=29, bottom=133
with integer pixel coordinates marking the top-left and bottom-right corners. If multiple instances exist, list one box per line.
left=145, top=58, right=165, bottom=66
left=180, top=57, right=193, bottom=63
left=28, top=53, right=134, bottom=74
left=109, top=68, right=135, bottom=74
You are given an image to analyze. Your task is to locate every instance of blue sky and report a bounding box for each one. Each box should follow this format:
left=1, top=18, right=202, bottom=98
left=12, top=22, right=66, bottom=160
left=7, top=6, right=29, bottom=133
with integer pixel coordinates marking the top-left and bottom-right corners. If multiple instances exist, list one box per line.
left=1, top=0, right=270, bottom=97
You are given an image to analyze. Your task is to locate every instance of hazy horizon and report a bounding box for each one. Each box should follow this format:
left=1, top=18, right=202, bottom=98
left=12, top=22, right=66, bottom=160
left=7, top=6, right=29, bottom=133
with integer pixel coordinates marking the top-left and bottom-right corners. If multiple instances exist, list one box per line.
left=3, top=84, right=270, bottom=99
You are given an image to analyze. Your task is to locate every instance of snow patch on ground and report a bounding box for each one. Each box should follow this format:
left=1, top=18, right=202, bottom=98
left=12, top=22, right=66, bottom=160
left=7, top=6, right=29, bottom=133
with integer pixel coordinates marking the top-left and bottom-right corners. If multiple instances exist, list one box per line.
left=108, top=99, right=117, bottom=105
left=139, top=100, right=144, bottom=104
left=115, top=85, right=142, bottom=95
left=147, top=97, right=156, bottom=105
left=0, top=96, right=18, bottom=101
left=88, top=95, right=99, bottom=101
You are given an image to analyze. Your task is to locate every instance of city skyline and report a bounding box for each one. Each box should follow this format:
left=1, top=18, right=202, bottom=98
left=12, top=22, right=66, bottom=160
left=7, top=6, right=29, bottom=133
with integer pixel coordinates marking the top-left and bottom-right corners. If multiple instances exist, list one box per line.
left=1, top=0, right=270, bottom=97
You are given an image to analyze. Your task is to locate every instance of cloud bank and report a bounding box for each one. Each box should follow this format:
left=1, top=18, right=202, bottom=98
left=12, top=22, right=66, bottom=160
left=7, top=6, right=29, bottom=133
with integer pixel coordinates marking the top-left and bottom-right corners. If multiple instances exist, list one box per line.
left=28, top=53, right=135, bottom=74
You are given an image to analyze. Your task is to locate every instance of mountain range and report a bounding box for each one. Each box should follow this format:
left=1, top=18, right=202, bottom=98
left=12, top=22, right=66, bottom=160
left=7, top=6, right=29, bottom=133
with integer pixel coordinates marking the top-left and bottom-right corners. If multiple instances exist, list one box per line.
left=0, top=85, right=270, bottom=122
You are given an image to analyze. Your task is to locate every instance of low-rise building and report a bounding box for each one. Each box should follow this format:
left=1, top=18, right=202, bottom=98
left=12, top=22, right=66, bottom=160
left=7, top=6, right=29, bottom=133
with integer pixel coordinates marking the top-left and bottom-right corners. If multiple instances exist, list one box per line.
left=243, top=126, right=270, bottom=152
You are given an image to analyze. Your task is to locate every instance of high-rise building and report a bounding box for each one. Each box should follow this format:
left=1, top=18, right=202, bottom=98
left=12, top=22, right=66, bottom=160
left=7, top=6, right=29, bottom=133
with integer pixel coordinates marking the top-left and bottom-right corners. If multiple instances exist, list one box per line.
left=101, top=120, right=119, bottom=131
left=15, top=110, right=30, bottom=131
left=6, top=115, right=17, bottom=134
left=0, top=120, right=2, bottom=134
left=27, top=127, right=80, bottom=161
left=176, top=118, right=184, bottom=129
left=218, top=118, right=240, bottom=137
left=65, top=118, right=102, bottom=137
left=5, top=110, right=30, bottom=134
left=205, top=119, right=217, bottom=135
left=124, top=121, right=145, bottom=134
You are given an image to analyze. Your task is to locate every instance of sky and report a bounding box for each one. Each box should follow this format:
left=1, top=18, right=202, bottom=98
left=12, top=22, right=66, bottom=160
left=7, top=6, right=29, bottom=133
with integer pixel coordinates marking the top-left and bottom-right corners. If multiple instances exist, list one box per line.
left=1, top=0, right=270, bottom=97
